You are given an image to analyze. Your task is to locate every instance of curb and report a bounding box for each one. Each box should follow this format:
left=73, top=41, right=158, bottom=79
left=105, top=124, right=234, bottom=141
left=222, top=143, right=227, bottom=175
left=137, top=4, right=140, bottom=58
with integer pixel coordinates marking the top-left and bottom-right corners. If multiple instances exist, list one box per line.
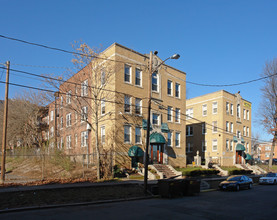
left=0, top=195, right=154, bottom=214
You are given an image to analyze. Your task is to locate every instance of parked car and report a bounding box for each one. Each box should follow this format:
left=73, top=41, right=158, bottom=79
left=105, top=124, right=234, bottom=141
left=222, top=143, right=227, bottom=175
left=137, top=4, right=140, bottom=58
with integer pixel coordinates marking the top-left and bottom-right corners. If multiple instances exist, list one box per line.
left=219, top=175, right=253, bottom=191
left=259, top=173, right=277, bottom=185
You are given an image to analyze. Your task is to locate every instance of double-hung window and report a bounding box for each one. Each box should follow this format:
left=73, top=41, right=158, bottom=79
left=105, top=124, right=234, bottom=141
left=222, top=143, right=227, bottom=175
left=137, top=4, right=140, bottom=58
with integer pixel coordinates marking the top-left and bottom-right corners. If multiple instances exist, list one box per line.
left=81, top=80, right=88, bottom=96
left=101, top=126, right=105, bottom=144
left=167, top=80, right=172, bottom=96
left=66, top=135, right=71, bottom=149
left=60, top=117, right=63, bottom=129
left=212, top=121, right=217, bottom=133
left=81, top=106, right=88, bottom=122
left=152, top=72, right=158, bottom=92
left=124, top=65, right=131, bottom=83
left=167, top=106, right=173, bottom=122
left=135, top=127, right=141, bottom=144
left=212, top=139, right=218, bottom=151
left=175, top=83, right=180, bottom=98
left=186, top=126, right=193, bottom=136
left=175, top=132, right=180, bottom=147
left=237, top=104, right=241, bottom=118
left=66, top=113, right=71, bottom=127
left=230, top=104, right=234, bottom=115
left=124, top=125, right=131, bottom=143
left=226, top=139, right=229, bottom=151
left=66, top=90, right=72, bottom=104
left=226, top=102, right=229, bottom=114
left=135, top=68, right=141, bottom=86
left=135, top=98, right=142, bottom=115
left=50, top=110, right=54, bottom=121
left=167, top=131, right=172, bottom=147
left=101, top=99, right=105, bottom=115
left=186, top=108, right=193, bottom=119
left=226, top=121, right=229, bottom=132
left=212, top=102, right=218, bottom=114
left=175, top=108, right=180, bottom=123
left=152, top=113, right=160, bottom=125
left=202, top=104, right=207, bottom=116
left=101, top=71, right=106, bottom=86
left=81, top=131, right=88, bottom=147
left=124, top=95, right=131, bottom=113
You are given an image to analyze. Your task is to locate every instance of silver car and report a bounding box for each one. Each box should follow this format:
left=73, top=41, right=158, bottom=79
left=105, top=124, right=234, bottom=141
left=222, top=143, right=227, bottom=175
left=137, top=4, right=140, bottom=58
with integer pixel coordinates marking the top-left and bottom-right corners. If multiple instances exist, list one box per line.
left=259, top=173, right=277, bottom=185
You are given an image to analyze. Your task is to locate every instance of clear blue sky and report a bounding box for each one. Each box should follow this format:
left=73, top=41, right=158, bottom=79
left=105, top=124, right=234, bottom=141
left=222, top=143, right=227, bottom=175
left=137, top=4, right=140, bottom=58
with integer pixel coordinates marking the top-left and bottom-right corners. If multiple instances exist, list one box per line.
left=0, top=0, right=277, bottom=142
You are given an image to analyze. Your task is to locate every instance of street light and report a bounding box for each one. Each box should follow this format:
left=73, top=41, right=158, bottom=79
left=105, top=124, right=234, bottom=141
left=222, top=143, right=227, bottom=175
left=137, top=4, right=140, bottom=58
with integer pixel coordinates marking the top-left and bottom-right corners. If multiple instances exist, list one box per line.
left=143, top=51, right=180, bottom=195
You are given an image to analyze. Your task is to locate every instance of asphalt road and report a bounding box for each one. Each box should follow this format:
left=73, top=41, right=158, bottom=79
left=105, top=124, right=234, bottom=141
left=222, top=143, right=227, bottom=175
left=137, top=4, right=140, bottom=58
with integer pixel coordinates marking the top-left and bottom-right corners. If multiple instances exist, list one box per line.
left=1, top=184, right=277, bottom=220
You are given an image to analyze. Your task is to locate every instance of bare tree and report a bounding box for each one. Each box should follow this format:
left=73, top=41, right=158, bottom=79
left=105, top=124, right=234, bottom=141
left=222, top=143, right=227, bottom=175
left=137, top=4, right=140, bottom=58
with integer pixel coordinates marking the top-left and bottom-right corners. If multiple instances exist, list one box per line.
left=260, top=58, right=277, bottom=167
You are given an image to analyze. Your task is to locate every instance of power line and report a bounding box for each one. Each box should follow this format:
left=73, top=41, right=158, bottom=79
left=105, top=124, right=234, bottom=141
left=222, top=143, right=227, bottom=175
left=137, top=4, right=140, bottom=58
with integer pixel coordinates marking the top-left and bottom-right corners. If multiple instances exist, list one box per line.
left=0, top=34, right=147, bottom=67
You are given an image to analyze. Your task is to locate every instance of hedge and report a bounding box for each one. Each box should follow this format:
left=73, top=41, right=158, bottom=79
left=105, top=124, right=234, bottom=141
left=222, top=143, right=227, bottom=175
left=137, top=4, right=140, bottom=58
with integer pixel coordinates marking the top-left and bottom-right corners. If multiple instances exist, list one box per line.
left=182, top=169, right=220, bottom=177
left=228, top=169, right=252, bottom=175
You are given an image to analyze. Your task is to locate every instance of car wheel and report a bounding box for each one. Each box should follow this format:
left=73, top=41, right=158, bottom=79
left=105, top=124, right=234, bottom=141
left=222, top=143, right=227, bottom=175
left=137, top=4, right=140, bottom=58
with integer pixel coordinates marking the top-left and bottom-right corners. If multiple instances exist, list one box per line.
left=248, top=183, right=253, bottom=189
left=236, top=184, right=240, bottom=191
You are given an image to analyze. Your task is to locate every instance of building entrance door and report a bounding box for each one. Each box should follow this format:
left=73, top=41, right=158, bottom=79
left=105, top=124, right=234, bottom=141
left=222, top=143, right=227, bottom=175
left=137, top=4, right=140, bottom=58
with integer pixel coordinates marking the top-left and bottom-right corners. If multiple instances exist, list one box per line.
left=236, top=151, right=242, bottom=164
left=150, top=144, right=164, bottom=164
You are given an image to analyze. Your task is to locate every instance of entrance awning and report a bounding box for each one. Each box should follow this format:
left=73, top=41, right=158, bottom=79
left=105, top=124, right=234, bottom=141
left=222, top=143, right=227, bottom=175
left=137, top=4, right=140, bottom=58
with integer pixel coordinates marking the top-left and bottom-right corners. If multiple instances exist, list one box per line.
left=245, top=153, right=252, bottom=160
left=150, top=132, right=166, bottom=144
left=236, top=143, right=246, bottom=151
left=128, top=145, right=144, bottom=157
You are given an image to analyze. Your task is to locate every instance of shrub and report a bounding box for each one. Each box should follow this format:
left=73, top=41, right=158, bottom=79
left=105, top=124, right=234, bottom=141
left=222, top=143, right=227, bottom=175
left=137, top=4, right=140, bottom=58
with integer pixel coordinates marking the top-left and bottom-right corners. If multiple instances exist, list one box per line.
left=228, top=169, right=252, bottom=175
left=181, top=169, right=219, bottom=177
left=113, top=165, right=127, bottom=178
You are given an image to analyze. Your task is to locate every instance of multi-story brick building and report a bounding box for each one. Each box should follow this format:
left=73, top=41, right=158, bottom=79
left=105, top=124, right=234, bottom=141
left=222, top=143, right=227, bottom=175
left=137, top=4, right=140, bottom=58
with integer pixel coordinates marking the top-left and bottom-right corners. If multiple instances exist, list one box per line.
left=255, top=142, right=277, bottom=163
left=47, top=43, right=187, bottom=168
left=186, top=90, right=252, bottom=166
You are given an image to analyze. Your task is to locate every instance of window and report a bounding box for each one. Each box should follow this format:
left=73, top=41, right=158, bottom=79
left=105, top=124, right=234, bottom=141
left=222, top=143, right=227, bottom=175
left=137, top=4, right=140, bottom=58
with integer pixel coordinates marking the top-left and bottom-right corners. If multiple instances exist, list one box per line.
left=66, top=90, right=72, bottom=104
left=135, top=98, right=142, bottom=115
left=50, top=110, right=54, bottom=121
left=212, top=139, right=218, bottom=151
left=247, top=110, right=249, bottom=120
left=175, top=132, right=180, bottom=147
left=60, top=137, right=63, bottom=148
left=152, top=113, right=160, bottom=125
left=230, top=104, right=234, bottom=115
left=60, top=96, right=63, bottom=107
left=265, top=152, right=270, bottom=158
left=50, top=126, right=54, bottom=137
left=226, top=121, right=229, bottom=132
left=237, top=104, right=241, bottom=118
left=186, top=126, right=193, bottom=136
left=101, top=71, right=105, bottom=86
left=75, top=111, right=78, bottom=123
left=66, top=135, right=71, bottom=149
left=135, top=127, right=141, bottom=144
left=202, top=104, right=207, bottom=116
left=101, top=126, right=105, bottom=144
left=152, top=72, right=158, bottom=92
left=226, top=102, right=229, bottom=114
left=167, top=132, right=172, bottom=147
left=226, top=139, right=229, bottom=151
left=237, top=131, right=241, bottom=139
left=230, top=122, right=234, bottom=133
left=186, top=143, right=192, bottom=152
left=230, top=140, right=233, bottom=151
left=202, top=141, right=207, bottom=152
left=124, top=125, right=131, bottom=143
left=167, top=106, right=173, bottom=122
left=75, top=86, right=78, bottom=99
left=243, top=109, right=246, bottom=120
left=247, top=127, right=249, bottom=137
left=75, top=134, right=78, bottom=148
left=81, top=106, right=88, bottom=122
left=124, top=95, right=131, bottom=113
left=124, top=65, right=131, bottom=83
left=186, top=108, right=193, bottom=119
left=265, top=146, right=271, bottom=151
left=202, top=123, right=207, bottom=134
left=66, top=113, right=71, bottom=127
left=175, top=108, right=180, bottom=123
left=243, top=126, right=246, bottom=136
left=81, top=131, right=88, bottom=147
left=212, top=121, right=217, bottom=133
left=60, top=117, right=63, bottom=129
left=101, top=99, right=105, bottom=115
left=135, top=68, right=142, bottom=86
left=246, top=142, right=249, bottom=153
left=167, top=80, right=172, bottom=95
left=81, top=80, right=88, bottom=96
left=175, top=83, right=180, bottom=98
left=212, top=102, right=218, bottom=114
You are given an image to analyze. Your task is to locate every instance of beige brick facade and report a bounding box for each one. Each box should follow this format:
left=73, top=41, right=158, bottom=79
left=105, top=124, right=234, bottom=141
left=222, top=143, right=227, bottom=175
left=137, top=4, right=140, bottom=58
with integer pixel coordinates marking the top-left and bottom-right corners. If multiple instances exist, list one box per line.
left=186, top=90, right=252, bottom=166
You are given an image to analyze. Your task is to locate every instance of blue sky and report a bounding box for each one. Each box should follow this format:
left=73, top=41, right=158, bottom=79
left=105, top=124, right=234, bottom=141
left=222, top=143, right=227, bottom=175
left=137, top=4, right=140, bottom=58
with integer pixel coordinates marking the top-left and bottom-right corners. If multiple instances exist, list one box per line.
left=0, top=0, right=277, bottom=142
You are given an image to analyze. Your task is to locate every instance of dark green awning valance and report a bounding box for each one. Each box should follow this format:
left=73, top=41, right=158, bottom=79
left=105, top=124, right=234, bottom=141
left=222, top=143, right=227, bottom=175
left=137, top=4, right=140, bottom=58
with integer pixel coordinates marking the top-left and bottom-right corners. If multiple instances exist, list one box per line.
left=245, top=153, right=252, bottom=160
left=128, top=145, right=144, bottom=157
left=150, top=132, right=166, bottom=144
left=142, top=119, right=153, bottom=131
left=161, top=123, right=169, bottom=133
left=236, top=143, right=245, bottom=151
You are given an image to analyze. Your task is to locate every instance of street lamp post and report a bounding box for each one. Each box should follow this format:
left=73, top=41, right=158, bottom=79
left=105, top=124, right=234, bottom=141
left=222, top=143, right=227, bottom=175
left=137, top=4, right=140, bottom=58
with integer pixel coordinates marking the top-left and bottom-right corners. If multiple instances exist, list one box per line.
left=143, top=52, right=180, bottom=195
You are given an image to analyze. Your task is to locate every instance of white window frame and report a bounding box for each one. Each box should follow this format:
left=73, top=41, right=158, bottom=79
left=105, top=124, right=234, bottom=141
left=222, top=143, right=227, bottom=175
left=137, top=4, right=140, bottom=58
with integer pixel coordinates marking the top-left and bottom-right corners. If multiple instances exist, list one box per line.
left=247, top=110, right=249, bottom=120
left=124, top=95, right=131, bottom=114
left=101, top=126, right=105, bottom=144
left=167, top=106, right=173, bottom=122
left=226, top=121, right=229, bottom=132
left=135, top=98, right=142, bottom=115
left=186, top=108, right=193, bottom=119
left=212, top=121, right=217, bottom=133
left=230, top=140, right=233, bottom=151
left=135, top=127, right=142, bottom=144
left=243, top=126, right=246, bottom=136
left=66, top=90, right=72, bottom=104
left=50, top=110, right=54, bottom=121
left=247, top=127, right=249, bottom=137
left=226, top=139, right=229, bottom=152
left=152, top=112, right=160, bottom=125
left=101, top=99, right=105, bottom=115
left=151, top=72, right=159, bottom=92
left=237, top=104, right=241, bottom=118
left=243, top=109, right=246, bottom=120
left=124, top=125, right=131, bottom=143
left=167, top=131, right=172, bottom=147
left=60, top=137, right=63, bottom=148
left=60, top=117, right=63, bottom=129
left=230, top=122, right=234, bottom=133
left=101, top=71, right=106, bottom=86
left=175, top=132, right=180, bottom=148
left=81, top=79, right=88, bottom=96
left=212, top=102, right=218, bottom=114
left=226, top=102, right=229, bottom=114
left=202, top=104, right=207, bottom=116
left=75, top=134, right=78, bottom=148
left=167, top=80, right=173, bottom=96
left=230, top=104, right=234, bottom=115
left=175, top=83, right=180, bottom=98
left=81, top=131, right=88, bottom=147
left=66, top=113, right=71, bottom=127
left=50, top=126, right=54, bottom=138
left=124, top=64, right=131, bottom=83
left=175, top=108, right=180, bottom=123
left=81, top=106, right=88, bottom=122
left=66, top=135, right=71, bottom=149
left=135, top=68, right=142, bottom=86
left=212, top=139, right=218, bottom=152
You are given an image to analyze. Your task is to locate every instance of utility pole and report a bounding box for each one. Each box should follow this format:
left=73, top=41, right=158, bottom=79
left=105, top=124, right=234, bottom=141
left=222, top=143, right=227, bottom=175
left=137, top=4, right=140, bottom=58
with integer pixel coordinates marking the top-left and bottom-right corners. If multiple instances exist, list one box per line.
left=54, top=92, right=59, bottom=149
left=269, top=100, right=277, bottom=168
left=144, top=51, right=153, bottom=195
left=1, top=61, right=10, bottom=183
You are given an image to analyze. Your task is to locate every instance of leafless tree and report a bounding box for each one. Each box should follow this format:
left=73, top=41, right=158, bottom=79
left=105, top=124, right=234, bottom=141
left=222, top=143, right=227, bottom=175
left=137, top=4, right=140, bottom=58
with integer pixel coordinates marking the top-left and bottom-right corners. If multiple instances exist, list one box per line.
left=260, top=58, right=277, bottom=167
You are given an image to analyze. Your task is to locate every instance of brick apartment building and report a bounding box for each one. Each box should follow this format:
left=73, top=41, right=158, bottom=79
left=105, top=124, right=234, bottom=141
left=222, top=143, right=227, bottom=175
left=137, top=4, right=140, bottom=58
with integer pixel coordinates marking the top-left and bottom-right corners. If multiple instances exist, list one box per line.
left=186, top=90, right=252, bottom=166
left=255, top=142, right=277, bottom=162
left=47, top=43, right=187, bottom=168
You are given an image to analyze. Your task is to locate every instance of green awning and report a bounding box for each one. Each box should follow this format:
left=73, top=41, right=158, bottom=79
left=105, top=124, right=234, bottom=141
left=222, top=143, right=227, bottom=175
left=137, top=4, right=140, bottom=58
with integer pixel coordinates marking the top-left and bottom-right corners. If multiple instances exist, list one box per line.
left=128, top=145, right=144, bottom=157
left=236, top=143, right=246, bottom=151
left=245, top=153, right=252, bottom=160
left=161, top=123, right=169, bottom=133
left=142, top=119, right=153, bottom=131
left=150, top=132, right=166, bottom=144
left=233, top=136, right=238, bottom=143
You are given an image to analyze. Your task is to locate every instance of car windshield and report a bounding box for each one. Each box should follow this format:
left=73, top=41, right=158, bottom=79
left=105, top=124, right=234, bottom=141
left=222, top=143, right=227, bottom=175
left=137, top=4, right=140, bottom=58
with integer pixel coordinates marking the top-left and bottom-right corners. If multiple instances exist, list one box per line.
left=227, top=176, right=241, bottom=181
left=266, top=173, right=275, bottom=177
